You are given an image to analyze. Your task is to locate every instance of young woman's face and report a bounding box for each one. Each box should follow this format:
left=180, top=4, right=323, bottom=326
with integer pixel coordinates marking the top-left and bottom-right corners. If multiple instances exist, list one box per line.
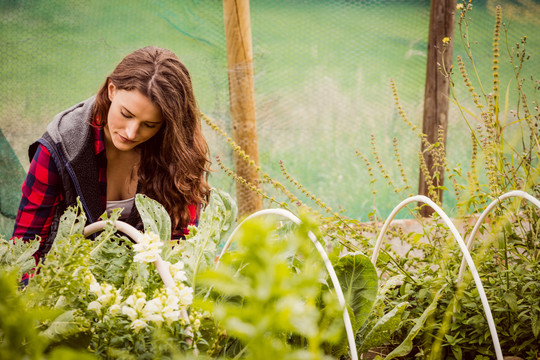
left=105, top=82, right=163, bottom=152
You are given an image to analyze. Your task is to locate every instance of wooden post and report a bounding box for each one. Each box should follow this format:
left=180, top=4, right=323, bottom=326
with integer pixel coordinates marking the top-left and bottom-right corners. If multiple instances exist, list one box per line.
left=223, top=0, right=262, bottom=217
left=419, top=0, right=456, bottom=216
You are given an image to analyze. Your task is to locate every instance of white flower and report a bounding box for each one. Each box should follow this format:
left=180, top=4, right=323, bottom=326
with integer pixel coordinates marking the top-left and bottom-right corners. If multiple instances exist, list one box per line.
left=83, top=272, right=97, bottom=286
left=193, top=318, right=201, bottom=330
left=162, top=309, right=181, bottom=324
left=144, top=298, right=163, bottom=313
left=171, top=261, right=184, bottom=271
left=89, top=282, right=122, bottom=308
left=125, top=294, right=136, bottom=307
left=109, top=304, right=121, bottom=316
left=133, top=232, right=163, bottom=263
left=134, top=251, right=160, bottom=263
left=130, top=319, right=148, bottom=333
left=97, top=292, right=114, bottom=305
left=135, top=298, right=147, bottom=312
left=163, top=288, right=180, bottom=308
left=123, top=291, right=146, bottom=319
left=88, top=301, right=102, bottom=314
left=143, top=313, right=163, bottom=324
left=139, top=232, right=162, bottom=247
left=122, top=306, right=138, bottom=321
left=176, top=286, right=194, bottom=306
left=174, top=272, right=187, bottom=282
left=169, top=261, right=188, bottom=282
left=89, top=282, right=102, bottom=296
left=142, top=298, right=164, bottom=324
left=114, top=289, right=123, bottom=303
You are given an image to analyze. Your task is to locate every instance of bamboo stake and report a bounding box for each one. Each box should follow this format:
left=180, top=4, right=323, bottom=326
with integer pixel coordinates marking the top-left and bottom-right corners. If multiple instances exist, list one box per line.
left=223, top=0, right=262, bottom=217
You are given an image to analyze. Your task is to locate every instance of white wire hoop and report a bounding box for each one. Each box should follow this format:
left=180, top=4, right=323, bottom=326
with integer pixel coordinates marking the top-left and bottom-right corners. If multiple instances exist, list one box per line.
left=215, top=208, right=359, bottom=360
left=456, top=190, right=540, bottom=285
left=370, top=195, right=503, bottom=360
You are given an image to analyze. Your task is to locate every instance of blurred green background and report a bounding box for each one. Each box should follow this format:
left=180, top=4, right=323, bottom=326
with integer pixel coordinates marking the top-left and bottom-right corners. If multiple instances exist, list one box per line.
left=1, top=0, right=539, bottom=236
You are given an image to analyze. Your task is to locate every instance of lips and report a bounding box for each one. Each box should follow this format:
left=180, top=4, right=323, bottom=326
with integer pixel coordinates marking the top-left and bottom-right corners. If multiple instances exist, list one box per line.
left=118, top=134, right=136, bottom=144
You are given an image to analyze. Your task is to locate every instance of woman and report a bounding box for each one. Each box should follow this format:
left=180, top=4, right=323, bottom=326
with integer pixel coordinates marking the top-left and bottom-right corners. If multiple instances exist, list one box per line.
left=12, top=46, right=211, bottom=262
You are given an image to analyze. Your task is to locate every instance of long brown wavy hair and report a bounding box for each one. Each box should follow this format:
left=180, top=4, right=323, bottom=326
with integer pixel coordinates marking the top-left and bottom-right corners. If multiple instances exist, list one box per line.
left=92, top=46, right=211, bottom=229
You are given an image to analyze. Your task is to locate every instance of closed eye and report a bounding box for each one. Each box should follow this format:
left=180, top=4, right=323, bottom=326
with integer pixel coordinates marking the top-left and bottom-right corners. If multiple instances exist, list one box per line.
left=120, top=109, right=133, bottom=118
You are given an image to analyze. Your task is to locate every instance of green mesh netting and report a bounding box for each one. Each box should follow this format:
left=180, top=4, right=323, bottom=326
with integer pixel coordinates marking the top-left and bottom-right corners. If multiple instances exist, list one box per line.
left=0, top=128, right=25, bottom=235
left=1, top=0, right=539, bottom=229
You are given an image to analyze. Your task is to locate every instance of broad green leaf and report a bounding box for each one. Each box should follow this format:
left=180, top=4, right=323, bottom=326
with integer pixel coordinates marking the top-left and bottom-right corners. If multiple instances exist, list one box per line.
left=41, top=310, right=84, bottom=342
left=0, top=237, right=40, bottom=275
left=376, top=275, right=405, bottom=306
left=334, top=251, right=378, bottom=332
left=46, top=348, right=96, bottom=360
left=183, top=188, right=237, bottom=288
left=357, top=301, right=408, bottom=353
left=452, top=345, right=463, bottom=360
left=384, top=287, right=444, bottom=360
left=503, top=292, right=518, bottom=312
left=13, top=239, right=40, bottom=266
left=135, top=194, right=171, bottom=243
left=198, top=267, right=253, bottom=298
left=28, top=232, right=93, bottom=308
left=204, top=188, right=237, bottom=235
left=0, top=239, right=9, bottom=260
left=90, top=234, right=133, bottom=288
left=54, top=198, right=86, bottom=241
left=532, top=311, right=540, bottom=338
left=326, top=251, right=378, bottom=358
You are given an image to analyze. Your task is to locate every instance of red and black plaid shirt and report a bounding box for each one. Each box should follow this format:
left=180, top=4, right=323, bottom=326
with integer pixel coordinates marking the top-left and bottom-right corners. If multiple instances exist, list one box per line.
left=12, top=125, right=198, bottom=256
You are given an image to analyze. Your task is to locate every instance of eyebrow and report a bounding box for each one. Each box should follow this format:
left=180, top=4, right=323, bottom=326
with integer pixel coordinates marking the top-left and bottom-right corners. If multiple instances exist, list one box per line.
left=122, top=106, right=162, bottom=124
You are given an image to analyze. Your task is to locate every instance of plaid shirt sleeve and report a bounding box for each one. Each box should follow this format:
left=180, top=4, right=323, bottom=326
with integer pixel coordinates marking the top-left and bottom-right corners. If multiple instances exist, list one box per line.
left=12, top=144, right=63, bottom=244
left=172, top=203, right=200, bottom=238
left=187, top=203, right=200, bottom=228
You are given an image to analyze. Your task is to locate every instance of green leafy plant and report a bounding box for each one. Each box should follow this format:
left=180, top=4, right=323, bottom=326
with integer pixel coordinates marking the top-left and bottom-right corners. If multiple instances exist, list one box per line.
left=1, top=189, right=236, bottom=359
left=0, top=267, right=98, bottom=360
left=197, top=212, right=379, bottom=359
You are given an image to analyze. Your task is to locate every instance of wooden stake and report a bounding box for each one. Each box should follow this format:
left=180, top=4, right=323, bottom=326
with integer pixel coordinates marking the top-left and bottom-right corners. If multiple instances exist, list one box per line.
left=223, top=0, right=262, bottom=217
left=419, top=0, right=456, bottom=216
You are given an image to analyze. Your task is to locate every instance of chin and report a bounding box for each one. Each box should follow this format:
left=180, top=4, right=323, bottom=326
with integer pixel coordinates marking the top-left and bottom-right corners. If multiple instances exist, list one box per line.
left=114, top=141, right=137, bottom=151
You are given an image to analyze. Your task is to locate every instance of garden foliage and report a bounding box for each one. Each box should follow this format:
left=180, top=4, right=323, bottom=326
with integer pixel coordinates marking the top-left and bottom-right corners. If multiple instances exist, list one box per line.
left=203, top=2, right=539, bottom=359
left=1, top=189, right=237, bottom=359
left=1, top=188, right=384, bottom=359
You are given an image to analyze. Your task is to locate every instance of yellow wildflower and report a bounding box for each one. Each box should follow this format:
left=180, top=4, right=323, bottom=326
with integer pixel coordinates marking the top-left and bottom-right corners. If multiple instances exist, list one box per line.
left=442, top=37, right=451, bottom=45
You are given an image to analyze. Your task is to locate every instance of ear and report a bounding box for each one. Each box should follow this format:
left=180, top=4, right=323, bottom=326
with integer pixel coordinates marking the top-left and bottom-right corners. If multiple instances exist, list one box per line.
left=107, top=80, right=117, bottom=101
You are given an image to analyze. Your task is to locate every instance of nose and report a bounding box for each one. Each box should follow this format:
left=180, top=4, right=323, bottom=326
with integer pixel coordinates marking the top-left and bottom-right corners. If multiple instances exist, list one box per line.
left=125, top=120, right=139, bottom=140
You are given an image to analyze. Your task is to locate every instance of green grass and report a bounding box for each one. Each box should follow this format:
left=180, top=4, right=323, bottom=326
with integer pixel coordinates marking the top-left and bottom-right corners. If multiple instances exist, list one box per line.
left=1, top=0, right=538, bottom=224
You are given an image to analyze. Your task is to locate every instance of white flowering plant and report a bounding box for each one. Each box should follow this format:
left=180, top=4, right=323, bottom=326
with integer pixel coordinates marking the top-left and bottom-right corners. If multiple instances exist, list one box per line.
left=5, top=189, right=236, bottom=359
